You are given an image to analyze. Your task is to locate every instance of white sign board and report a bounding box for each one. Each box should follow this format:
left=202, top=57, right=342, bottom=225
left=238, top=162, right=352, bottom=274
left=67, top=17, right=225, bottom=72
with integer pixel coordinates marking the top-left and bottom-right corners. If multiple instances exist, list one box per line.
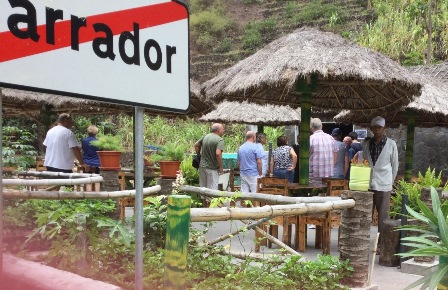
left=0, top=0, right=189, bottom=112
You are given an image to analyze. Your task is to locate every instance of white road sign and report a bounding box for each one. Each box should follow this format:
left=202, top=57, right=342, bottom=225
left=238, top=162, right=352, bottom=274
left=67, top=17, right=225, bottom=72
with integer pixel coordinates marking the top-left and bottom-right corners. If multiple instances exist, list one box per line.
left=0, top=0, right=190, bottom=112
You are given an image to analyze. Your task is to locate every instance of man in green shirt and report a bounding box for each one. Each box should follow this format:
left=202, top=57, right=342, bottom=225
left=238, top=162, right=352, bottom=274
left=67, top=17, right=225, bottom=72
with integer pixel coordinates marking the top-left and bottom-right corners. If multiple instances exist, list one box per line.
left=194, top=123, right=225, bottom=190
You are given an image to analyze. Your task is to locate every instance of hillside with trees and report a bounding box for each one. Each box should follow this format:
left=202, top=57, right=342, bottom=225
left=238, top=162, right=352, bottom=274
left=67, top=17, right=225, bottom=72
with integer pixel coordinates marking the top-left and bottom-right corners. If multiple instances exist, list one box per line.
left=187, top=0, right=448, bottom=83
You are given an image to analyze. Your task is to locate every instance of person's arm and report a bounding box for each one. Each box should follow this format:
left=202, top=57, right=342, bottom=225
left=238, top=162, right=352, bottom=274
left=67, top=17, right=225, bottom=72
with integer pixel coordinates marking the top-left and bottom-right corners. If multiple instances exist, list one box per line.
left=344, top=151, right=349, bottom=176
left=256, top=158, right=262, bottom=176
left=289, top=148, right=297, bottom=171
left=194, top=140, right=202, bottom=155
left=391, top=142, right=399, bottom=181
left=72, top=146, right=85, bottom=167
left=269, top=156, right=274, bottom=176
left=216, top=149, right=223, bottom=174
left=334, top=152, right=338, bottom=166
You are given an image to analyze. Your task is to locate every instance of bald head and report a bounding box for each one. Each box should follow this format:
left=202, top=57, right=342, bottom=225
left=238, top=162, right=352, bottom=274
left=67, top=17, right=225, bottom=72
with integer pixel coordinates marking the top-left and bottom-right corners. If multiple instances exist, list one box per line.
left=245, top=131, right=256, bottom=142
left=211, top=123, right=224, bottom=136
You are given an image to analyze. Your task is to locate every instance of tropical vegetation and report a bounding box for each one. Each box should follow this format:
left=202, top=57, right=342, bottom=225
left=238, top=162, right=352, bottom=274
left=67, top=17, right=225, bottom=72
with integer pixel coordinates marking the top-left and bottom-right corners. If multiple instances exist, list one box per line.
left=390, top=167, right=448, bottom=218
left=397, top=186, right=448, bottom=290
left=3, top=195, right=353, bottom=289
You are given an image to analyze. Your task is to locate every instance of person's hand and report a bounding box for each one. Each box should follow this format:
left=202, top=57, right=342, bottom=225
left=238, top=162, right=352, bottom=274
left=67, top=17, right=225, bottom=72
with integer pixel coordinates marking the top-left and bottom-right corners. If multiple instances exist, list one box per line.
left=287, top=166, right=294, bottom=171
left=218, top=168, right=224, bottom=175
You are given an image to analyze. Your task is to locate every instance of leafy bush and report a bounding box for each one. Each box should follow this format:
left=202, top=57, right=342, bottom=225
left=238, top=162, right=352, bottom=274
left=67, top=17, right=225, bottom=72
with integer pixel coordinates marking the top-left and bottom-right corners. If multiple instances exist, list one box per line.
left=285, top=1, right=300, bottom=18
left=391, top=179, right=422, bottom=218
left=397, top=186, right=448, bottom=289
left=180, top=155, right=200, bottom=186
left=418, top=167, right=443, bottom=188
left=291, top=1, right=339, bottom=24
left=390, top=167, right=448, bottom=218
left=242, top=18, right=277, bottom=51
left=151, top=143, right=187, bottom=162
left=359, top=0, right=448, bottom=64
left=213, top=37, right=232, bottom=53
left=6, top=193, right=354, bottom=289
left=190, top=9, right=234, bottom=50
left=2, top=126, right=38, bottom=169
left=90, top=134, right=124, bottom=151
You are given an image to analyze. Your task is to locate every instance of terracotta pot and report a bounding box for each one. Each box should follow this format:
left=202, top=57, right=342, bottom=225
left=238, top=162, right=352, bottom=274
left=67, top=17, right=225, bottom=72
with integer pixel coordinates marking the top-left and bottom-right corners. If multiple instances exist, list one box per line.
left=97, top=151, right=122, bottom=171
left=158, top=160, right=181, bottom=179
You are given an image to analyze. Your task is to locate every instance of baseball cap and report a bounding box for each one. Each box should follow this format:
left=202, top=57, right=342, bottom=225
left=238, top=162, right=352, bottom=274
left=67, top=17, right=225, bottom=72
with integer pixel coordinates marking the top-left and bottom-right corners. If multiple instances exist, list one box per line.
left=371, top=116, right=386, bottom=127
left=331, top=128, right=342, bottom=136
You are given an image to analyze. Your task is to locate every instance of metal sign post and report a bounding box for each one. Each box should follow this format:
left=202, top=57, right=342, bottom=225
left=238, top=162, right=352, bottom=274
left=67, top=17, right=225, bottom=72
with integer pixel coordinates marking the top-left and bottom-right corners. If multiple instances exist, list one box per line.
left=0, top=88, right=3, bottom=273
left=134, top=107, right=144, bottom=290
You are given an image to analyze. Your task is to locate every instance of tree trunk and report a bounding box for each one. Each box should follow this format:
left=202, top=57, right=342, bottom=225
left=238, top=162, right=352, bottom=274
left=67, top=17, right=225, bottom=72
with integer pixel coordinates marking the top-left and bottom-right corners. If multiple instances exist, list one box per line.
left=340, top=190, right=373, bottom=288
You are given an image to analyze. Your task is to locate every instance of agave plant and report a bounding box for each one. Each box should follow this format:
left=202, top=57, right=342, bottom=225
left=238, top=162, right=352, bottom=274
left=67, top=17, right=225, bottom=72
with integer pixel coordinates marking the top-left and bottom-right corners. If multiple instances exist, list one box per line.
left=397, top=186, right=448, bottom=290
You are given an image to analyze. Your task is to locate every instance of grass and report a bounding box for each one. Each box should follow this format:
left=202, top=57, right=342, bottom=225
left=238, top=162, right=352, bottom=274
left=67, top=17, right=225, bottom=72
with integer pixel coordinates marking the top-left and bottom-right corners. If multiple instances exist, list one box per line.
left=242, top=18, right=277, bottom=51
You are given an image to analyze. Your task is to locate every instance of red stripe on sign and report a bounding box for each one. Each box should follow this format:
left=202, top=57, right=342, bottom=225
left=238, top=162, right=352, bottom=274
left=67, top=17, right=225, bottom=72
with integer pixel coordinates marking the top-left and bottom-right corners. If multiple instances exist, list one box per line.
left=0, top=2, right=187, bottom=62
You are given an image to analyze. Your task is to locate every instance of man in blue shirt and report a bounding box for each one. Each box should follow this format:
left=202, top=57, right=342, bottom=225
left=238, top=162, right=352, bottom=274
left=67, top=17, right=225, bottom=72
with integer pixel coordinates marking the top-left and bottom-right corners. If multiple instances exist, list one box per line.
left=237, top=131, right=264, bottom=193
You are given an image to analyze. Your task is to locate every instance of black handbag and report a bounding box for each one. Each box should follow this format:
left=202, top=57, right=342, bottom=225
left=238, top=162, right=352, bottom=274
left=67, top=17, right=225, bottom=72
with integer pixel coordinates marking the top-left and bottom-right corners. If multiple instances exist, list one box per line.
left=192, top=154, right=201, bottom=169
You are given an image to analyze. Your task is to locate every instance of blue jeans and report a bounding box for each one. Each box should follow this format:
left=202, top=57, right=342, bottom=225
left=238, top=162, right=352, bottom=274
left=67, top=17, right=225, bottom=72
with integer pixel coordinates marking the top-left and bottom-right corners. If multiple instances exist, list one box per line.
left=273, top=168, right=294, bottom=183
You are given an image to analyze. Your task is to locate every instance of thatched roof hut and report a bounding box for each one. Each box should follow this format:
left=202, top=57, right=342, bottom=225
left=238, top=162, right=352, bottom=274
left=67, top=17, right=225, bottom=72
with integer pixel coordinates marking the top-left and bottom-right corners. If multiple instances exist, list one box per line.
left=1, top=80, right=209, bottom=118
left=1, top=88, right=132, bottom=118
left=198, top=101, right=301, bottom=126
left=334, top=73, right=448, bottom=127
left=408, top=62, right=448, bottom=80
left=201, top=27, right=421, bottom=112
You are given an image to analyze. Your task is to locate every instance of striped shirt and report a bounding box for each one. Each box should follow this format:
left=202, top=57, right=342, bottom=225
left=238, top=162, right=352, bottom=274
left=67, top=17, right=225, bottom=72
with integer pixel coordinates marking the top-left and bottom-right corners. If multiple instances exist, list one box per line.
left=309, top=130, right=338, bottom=177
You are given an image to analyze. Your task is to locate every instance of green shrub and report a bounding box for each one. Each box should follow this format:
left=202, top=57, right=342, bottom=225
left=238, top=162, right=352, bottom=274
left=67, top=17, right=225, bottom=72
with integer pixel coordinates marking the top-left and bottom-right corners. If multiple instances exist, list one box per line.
left=292, top=0, right=339, bottom=23
left=213, top=37, right=232, bottom=53
left=190, top=9, right=233, bottom=50
left=190, top=0, right=226, bottom=14
left=242, top=18, right=277, bottom=51
left=397, top=186, right=448, bottom=289
left=243, top=28, right=262, bottom=50
left=242, top=0, right=264, bottom=4
left=284, top=1, right=299, bottom=18
left=418, top=167, right=443, bottom=188
left=90, top=134, right=124, bottom=151
left=151, top=143, right=187, bottom=162
left=391, top=179, right=422, bottom=218
left=2, top=126, right=38, bottom=169
left=180, top=155, right=199, bottom=186
left=390, top=167, right=448, bottom=218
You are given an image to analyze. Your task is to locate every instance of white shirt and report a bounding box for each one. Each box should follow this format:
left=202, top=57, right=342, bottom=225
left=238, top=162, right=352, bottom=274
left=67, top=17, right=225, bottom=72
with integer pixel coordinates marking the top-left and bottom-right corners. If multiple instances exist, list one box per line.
left=43, top=125, right=80, bottom=170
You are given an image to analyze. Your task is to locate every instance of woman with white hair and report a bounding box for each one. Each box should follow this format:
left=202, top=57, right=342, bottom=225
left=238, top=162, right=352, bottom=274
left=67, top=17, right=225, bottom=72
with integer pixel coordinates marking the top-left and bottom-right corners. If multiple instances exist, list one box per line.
left=81, top=125, right=100, bottom=174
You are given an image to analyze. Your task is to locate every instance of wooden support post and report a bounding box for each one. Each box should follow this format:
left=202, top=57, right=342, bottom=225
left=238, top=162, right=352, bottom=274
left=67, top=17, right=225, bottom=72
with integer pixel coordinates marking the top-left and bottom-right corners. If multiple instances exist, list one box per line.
left=75, top=213, right=88, bottom=273
left=379, top=219, right=400, bottom=267
left=164, top=195, right=191, bottom=290
left=297, top=74, right=317, bottom=185
left=340, top=190, right=373, bottom=288
left=404, top=109, right=416, bottom=182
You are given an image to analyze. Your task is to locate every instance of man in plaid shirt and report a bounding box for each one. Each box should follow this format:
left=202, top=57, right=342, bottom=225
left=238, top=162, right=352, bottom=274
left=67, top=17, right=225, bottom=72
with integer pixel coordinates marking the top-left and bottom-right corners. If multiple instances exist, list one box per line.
left=309, top=118, right=339, bottom=177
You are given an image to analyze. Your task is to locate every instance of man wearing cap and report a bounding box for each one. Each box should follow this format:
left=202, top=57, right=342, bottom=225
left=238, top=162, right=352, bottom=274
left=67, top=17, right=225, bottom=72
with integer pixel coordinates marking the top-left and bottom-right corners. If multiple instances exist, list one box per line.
left=309, top=118, right=339, bottom=177
left=331, top=128, right=349, bottom=179
left=362, top=116, right=398, bottom=250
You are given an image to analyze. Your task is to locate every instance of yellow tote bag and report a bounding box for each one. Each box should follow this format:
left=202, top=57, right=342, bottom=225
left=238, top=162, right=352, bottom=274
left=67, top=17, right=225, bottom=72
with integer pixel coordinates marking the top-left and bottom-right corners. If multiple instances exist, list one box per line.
left=349, top=166, right=371, bottom=191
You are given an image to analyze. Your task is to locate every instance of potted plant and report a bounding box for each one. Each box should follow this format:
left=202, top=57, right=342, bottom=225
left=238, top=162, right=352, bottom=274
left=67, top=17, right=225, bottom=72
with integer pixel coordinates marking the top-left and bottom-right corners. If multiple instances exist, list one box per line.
left=397, top=186, right=448, bottom=289
left=90, top=134, right=124, bottom=171
left=151, top=143, right=186, bottom=178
